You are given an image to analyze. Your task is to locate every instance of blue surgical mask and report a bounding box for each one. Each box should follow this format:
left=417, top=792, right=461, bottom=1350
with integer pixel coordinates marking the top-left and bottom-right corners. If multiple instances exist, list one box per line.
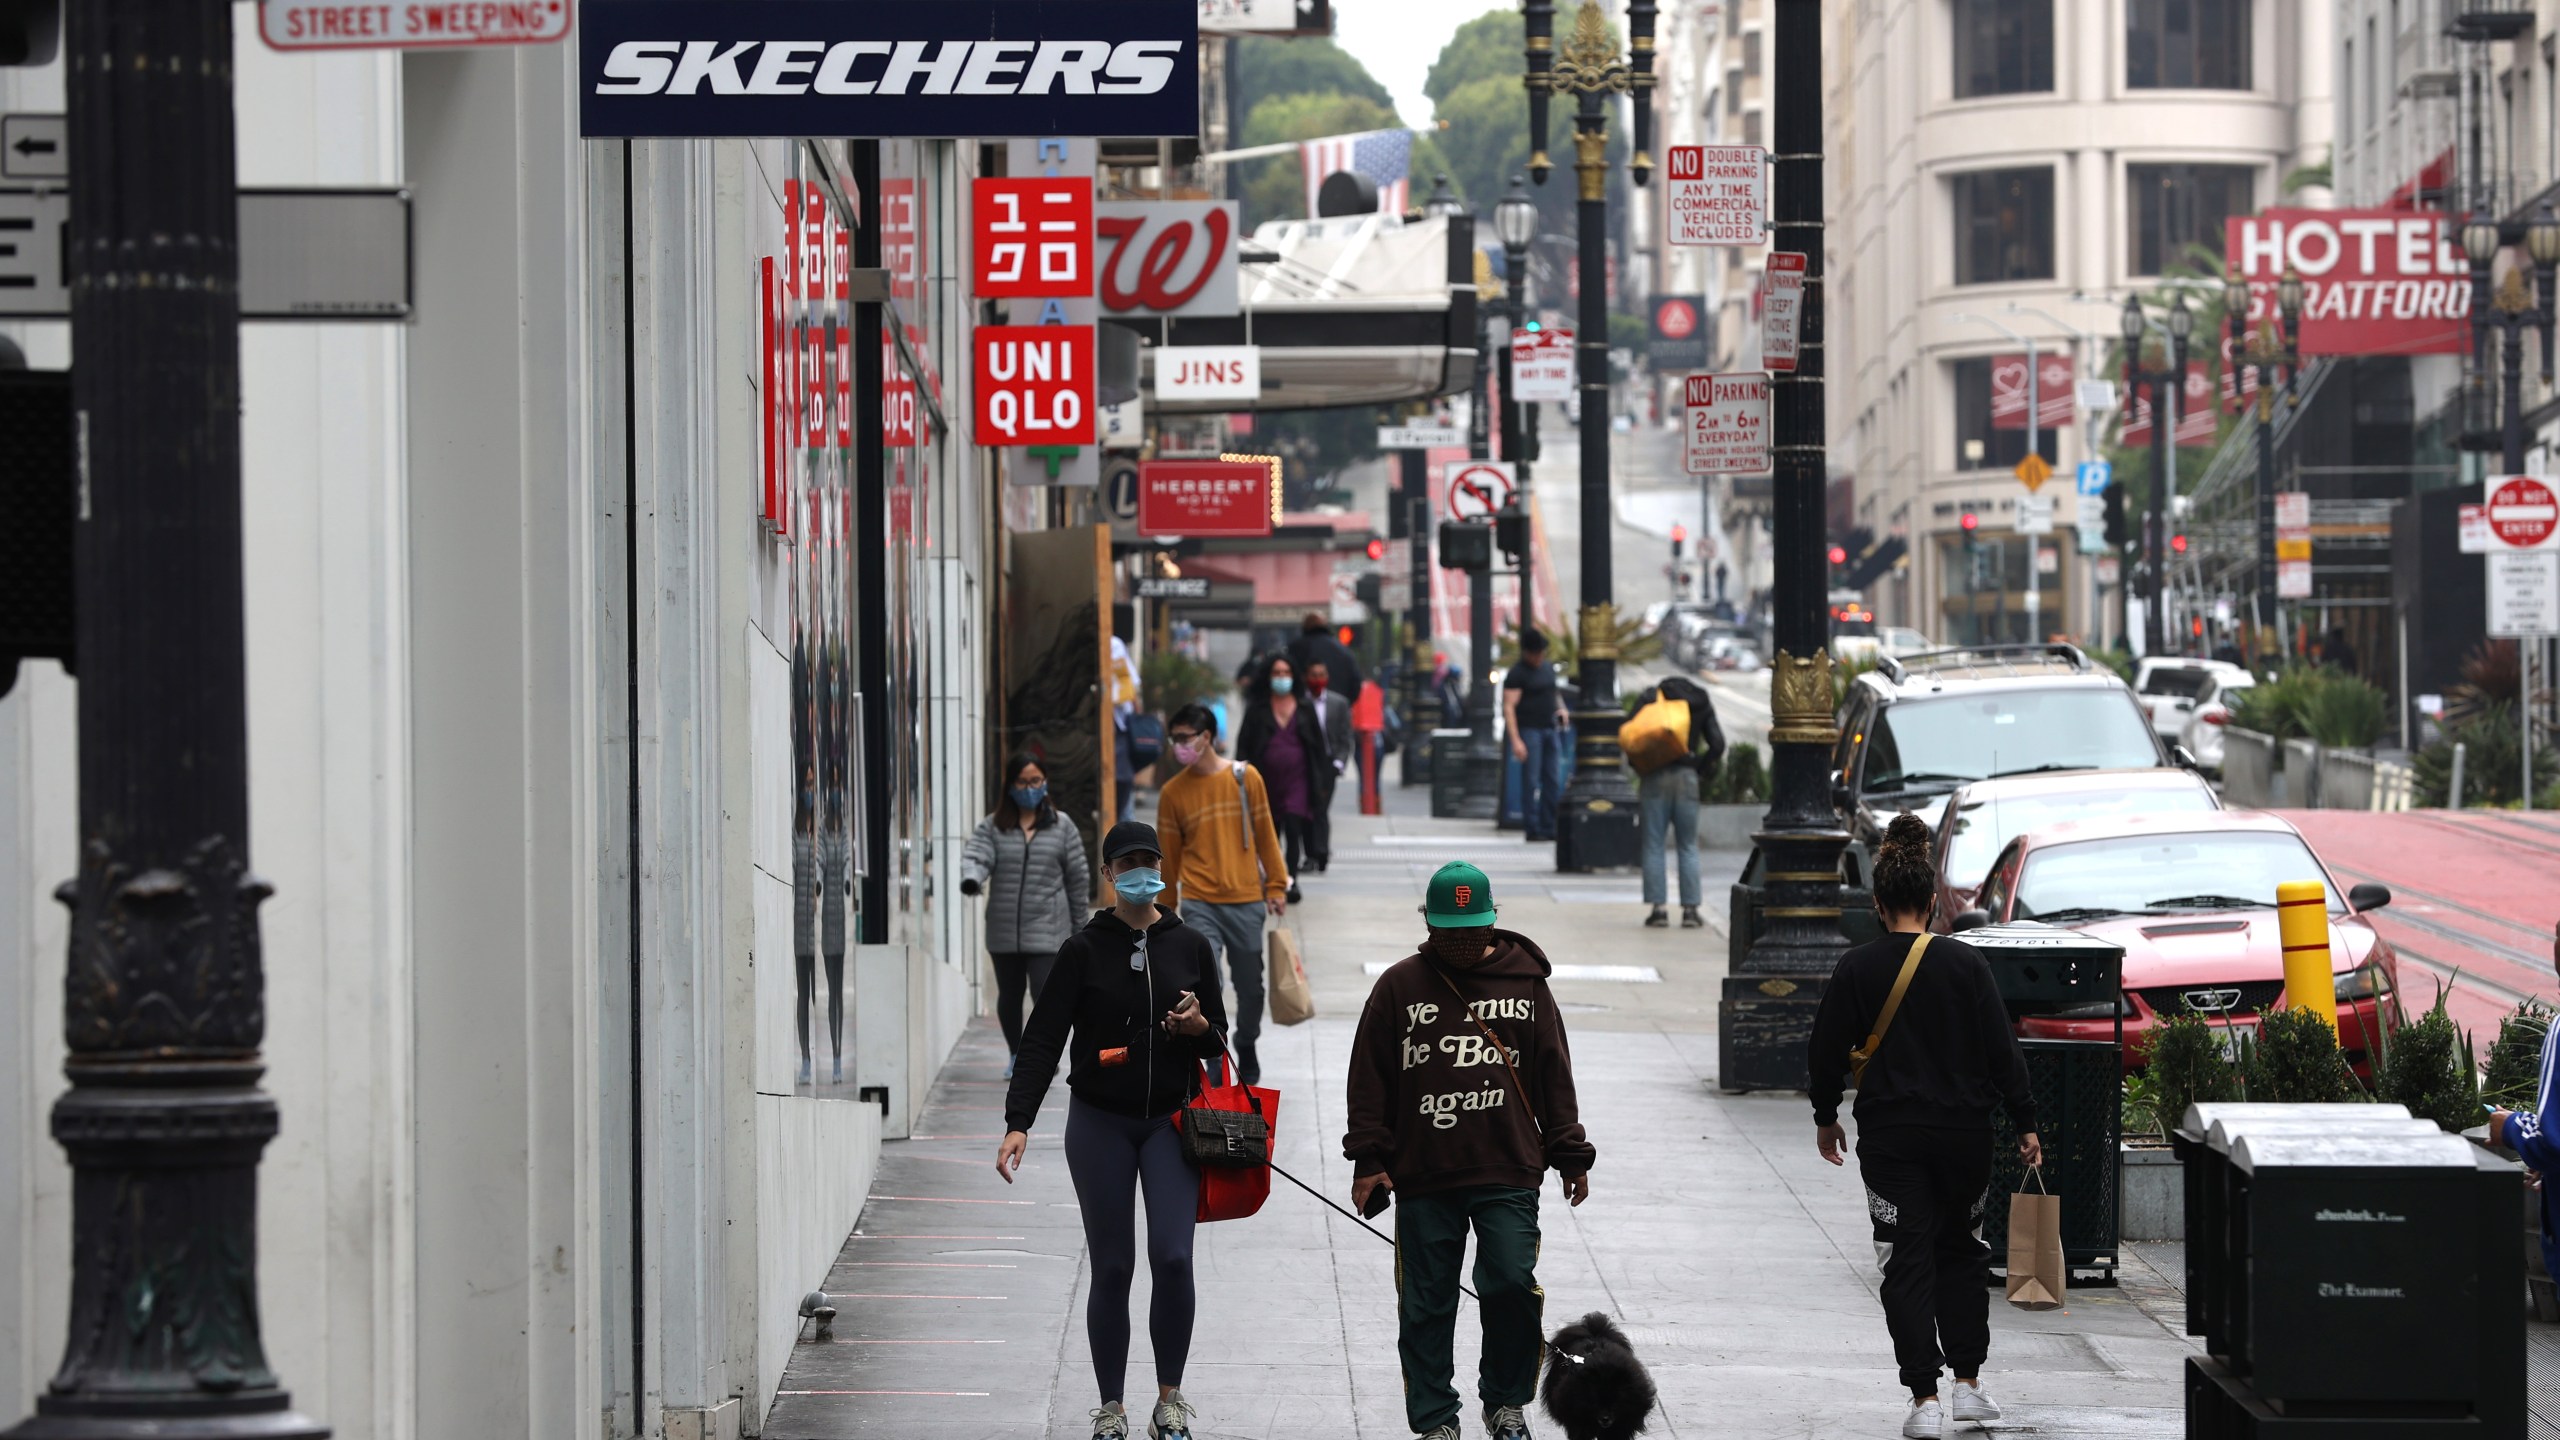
left=1011, top=784, right=1047, bottom=811
left=1113, top=867, right=1166, bottom=901
left=1271, top=676, right=1294, bottom=695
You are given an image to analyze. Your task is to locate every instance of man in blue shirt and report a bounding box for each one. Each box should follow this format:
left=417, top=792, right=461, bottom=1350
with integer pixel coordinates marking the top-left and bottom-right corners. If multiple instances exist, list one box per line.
left=2488, top=921, right=2560, bottom=1284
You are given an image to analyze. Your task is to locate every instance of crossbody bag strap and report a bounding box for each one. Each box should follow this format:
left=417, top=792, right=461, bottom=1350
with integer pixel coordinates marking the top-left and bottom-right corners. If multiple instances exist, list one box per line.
left=1230, top=763, right=1265, bottom=883
left=1848, top=931, right=1932, bottom=1086
left=1433, top=965, right=1543, bottom=1137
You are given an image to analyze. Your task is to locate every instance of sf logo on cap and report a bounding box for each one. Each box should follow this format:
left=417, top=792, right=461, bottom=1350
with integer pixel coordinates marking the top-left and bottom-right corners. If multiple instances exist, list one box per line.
left=1454, top=884, right=1473, bottom=909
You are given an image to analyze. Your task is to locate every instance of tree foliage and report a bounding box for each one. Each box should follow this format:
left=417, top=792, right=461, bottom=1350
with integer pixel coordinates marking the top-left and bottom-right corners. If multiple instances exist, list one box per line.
left=1425, top=11, right=1525, bottom=105
left=1234, top=34, right=1392, bottom=111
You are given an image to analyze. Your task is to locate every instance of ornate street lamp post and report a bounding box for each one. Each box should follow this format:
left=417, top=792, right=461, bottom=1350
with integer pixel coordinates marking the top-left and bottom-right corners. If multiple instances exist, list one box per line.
left=1523, top=0, right=1654, bottom=871
left=1494, top=175, right=1541, bottom=645
left=2458, top=204, right=2560, bottom=475
left=2220, top=265, right=2304, bottom=665
left=2121, top=293, right=2193, bottom=656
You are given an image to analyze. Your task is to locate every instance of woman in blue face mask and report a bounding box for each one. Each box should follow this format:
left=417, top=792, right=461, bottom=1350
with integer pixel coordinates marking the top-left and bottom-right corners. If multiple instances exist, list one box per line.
left=1235, top=653, right=1333, bottom=900
left=1001, top=820, right=1231, bottom=1440
left=960, top=754, right=1092, bottom=1074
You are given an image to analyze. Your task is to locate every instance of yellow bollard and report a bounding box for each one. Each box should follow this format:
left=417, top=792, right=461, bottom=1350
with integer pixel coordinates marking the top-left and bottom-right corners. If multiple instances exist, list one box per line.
left=2276, top=880, right=2340, bottom=1033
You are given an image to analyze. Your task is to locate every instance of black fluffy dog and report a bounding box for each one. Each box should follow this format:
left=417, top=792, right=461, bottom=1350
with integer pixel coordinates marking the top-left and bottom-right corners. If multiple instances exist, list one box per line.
left=1539, top=1312, right=1657, bottom=1440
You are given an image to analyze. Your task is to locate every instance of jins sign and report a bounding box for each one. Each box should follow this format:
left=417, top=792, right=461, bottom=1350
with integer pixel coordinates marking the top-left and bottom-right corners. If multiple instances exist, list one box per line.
left=580, top=0, right=1199, bottom=138
left=2227, top=209, right=2469, bottom=356
left=1154, top=344, right=1260, bottom=402
left=975, top=326, right=1094, bottom=444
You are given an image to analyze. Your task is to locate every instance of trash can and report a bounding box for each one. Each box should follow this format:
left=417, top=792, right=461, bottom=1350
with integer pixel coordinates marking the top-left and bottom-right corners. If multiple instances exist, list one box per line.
left=2172, top=1102, right=2414, bottom=1345
left=1965, top=922, right=2125, bottom=1284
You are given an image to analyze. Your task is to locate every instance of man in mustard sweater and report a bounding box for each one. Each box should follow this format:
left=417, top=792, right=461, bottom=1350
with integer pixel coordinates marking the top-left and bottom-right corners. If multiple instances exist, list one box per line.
left=1158, top=702, right=1290, bottom=1085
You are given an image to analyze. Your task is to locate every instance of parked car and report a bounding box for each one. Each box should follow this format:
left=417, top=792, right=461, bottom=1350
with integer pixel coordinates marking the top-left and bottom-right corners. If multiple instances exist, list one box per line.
left=1880, top=626, right=1932, bottom=658
left=1669, top=610, right=1732, bottom=669
left=1830, top=643, right=2178, bottom=866
left=1929, top=767, right=2223, bottom=917
left=2133, top=656, right=2251, bottom=744
left=2179, top=671, right=2257, bottom=775
left=1953, top=811, right=2403, bottom=1072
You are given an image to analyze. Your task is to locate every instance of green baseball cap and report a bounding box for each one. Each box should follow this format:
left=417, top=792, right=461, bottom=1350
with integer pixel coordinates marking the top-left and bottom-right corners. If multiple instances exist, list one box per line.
left=1422, top=860, right=1497, bottom=928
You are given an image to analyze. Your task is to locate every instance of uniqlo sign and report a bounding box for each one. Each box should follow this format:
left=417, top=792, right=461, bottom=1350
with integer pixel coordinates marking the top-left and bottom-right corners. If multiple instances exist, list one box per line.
left=1684, top=373, right=1770, bottom=475
left=1136, top=459, right=1272, bottom=537
left=975, top=325, right=1095, bottom=445
left=2227, top=208, right=2469, bottom=356
left=974, top=177, right=1093, bottom=298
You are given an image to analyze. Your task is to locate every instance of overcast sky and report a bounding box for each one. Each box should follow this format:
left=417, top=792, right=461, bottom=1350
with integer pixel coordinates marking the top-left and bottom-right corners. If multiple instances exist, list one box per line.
left=1334, top=0, right=1511, bottom=128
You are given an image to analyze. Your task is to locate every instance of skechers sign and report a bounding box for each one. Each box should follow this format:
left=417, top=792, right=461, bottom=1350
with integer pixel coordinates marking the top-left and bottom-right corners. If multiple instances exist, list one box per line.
left=580, top=0, right=1199, bottom=138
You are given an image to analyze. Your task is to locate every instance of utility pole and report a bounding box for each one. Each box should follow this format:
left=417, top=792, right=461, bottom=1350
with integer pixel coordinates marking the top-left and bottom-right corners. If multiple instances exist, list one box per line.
left=7, top=1, right=325, bottom=1436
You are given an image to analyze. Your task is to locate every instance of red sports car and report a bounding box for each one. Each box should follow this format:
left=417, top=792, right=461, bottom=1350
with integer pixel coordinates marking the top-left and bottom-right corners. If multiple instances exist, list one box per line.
left=1953, top=811, right=2403, bottom=1071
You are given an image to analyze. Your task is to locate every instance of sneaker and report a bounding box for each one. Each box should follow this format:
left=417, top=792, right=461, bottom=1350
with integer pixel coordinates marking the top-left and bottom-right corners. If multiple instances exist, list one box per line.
left=1901, top=1398, right=1943, bottom=1439
left=1644, top=906, right=1670, bottom=928
left=1484, top=1403, right=1532, bottom=1440
left=1681, top=906, right=1705, bottom=929
left=1091, top=1403, right=1131, bottom=1440
left=1287, top=884, right=1304, bottom=903
left=1419, top=1427, right=1463, bottom=1440
left=1948, top=1381, right=2001, bottom=1424
left=1149, top=1391, right=1196, bottom=1440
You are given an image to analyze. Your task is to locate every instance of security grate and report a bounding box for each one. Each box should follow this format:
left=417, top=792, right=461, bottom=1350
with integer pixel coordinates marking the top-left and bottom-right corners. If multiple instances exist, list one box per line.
left=1984, top=1038, right=2121, bottom=1284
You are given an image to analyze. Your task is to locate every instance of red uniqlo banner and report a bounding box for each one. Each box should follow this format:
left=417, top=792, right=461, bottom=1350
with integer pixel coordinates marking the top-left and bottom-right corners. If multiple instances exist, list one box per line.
left=2119, top=362, right=2217, bottom=448
left=1990, top=352, right=2075, bottom=431
left=2226, top=208, right=2470, bottom=356
left=974, top=177, right=1094, bottom=299
left=974, top=325, right=1095, bottom=446
left=760, top=255, right=788, bottom=531
left=1136, top=460, right=1273, bottom=537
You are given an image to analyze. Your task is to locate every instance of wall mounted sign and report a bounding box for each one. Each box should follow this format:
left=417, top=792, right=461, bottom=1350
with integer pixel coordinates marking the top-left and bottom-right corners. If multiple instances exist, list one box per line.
left=2227, top=208, right=2468, bottom=357
left=973, top=176, right=1093, bottom=299
left=1646, top=295, right=1708, bottom=370
left=1136, top=459, right=1273, bottom=537
left=1761, top=252, right=1804, bottom=373
left=1154, top=344, right=1261, bottom=402
left=975, top=324, right=1095, bottom=446
left=263, top=0, right=570, bottom=50
left=1096, top=200, right=1240, bottom=317
left=1664, top=144, right=1765, bottom=246
left=1682, top=372, right=1769, bottom=475
left=580, top=0, right=1200, bottom=138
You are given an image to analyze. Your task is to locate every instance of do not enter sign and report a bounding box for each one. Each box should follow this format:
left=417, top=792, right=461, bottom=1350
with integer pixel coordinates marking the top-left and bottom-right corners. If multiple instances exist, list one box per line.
left=2486, top=476, right=2560, bottom=550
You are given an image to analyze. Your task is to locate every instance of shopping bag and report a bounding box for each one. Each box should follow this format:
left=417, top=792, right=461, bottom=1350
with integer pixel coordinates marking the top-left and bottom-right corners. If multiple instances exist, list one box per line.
left=1178, top=1057, right=1280, bottom=1223
left=1267, top=927, right=1316, bottom=1026
left=1615, top=694, right=1692, bottom=776
left=2004, top=1166, right=2067, bottom=1311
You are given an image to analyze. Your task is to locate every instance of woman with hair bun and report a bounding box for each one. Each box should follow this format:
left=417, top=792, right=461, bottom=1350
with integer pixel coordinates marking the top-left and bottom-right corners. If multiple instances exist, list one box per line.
left=1807, top=813, right=2041, bottom=1440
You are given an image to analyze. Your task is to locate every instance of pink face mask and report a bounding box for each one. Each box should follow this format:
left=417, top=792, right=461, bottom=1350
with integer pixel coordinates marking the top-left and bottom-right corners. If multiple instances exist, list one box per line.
left=1172, top=741, right=1204, bottom=766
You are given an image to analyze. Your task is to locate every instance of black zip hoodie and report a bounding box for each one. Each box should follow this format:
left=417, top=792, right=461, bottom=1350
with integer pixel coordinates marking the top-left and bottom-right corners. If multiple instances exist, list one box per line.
left=1004, top=906, right=1231, bottom=1132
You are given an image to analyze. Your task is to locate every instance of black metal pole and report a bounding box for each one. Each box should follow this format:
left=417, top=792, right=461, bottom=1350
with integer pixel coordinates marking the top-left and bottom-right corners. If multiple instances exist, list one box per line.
left=12, top=1, right=325, bottom=1436
left=1401, top=448, right=1434, bottom=785
left=2146, top=358, right=2172, bottom=655
left=2253, top=385, right=2278, bottom=663
left=1463, top=322, right=1501, bottom=815
left=2503, top=316, right=2528, bottom=475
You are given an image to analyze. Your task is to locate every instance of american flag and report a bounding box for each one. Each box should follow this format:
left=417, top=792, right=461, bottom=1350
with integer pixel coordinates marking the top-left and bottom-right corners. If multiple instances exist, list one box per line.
left=1299, top=128, right=1413, bottom=217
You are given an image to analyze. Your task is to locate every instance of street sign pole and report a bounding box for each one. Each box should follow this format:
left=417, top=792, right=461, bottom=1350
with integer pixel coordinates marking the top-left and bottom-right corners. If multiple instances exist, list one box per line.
left=2026, top=337, right=2039, bottom=640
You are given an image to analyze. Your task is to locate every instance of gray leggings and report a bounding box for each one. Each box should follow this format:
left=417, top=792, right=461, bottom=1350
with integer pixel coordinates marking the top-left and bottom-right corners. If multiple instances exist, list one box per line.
left=1062, top=1094, right=1197, bottom=1403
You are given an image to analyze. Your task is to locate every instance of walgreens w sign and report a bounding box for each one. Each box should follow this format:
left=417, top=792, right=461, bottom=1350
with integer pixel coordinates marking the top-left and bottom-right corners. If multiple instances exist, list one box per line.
left=2226, top=209, right=2468, bottom=357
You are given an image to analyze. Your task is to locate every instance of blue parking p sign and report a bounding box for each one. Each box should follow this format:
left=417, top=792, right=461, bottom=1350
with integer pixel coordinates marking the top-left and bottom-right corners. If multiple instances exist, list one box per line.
left=2076, top=460, right=2111, bottom=497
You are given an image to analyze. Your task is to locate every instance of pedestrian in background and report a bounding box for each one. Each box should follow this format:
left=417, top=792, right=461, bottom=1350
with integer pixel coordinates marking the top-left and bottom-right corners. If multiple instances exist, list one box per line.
left=1287, top=610, right=1364, bottom=704
left=1109, top=617, right=1143, bottom=823
left=1502, top=628, right=1569, bottom=843
left=1304, top=661, right=1354, bottom=873
left=1808, top=814, right=2041, bottom=1440
left=961, top=754, right=1093, bottom=1079
left=1430, top=653, right=1465, bottom=728
left=1344, top=861, right=1594, bottom=1440
left=1632, top=675, right=1725, bottom=930
left=1237, top=655, right=1331, bottom=894
left=1156, top=703, right=1288, bottom=1086
left=1000, top=821, right=1228, bottom=1440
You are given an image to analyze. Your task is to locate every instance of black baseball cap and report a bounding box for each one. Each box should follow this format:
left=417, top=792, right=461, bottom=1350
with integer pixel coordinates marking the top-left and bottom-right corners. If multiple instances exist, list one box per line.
left=1102, top=820, right=1163, bottom=864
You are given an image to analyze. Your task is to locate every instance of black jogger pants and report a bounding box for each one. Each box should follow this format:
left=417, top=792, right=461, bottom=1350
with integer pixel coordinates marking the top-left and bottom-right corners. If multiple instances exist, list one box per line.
left=1856, top=1125, right=1994, bottom=1399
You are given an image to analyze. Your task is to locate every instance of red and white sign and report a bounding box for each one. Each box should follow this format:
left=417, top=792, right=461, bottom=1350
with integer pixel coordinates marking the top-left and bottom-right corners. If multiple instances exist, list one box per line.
left=259, top=0, right=569, bottom=49
left=2119, top=363, right=2216, bottom=448
left=1991, top=352, right=2076, bottom=431
left=973, top=177, right=1094, bottom=300
left=1511, top=328, right=1574, bottom=403
left=1665, top=144, right=1766, bottom=246
left=1096, top=200, right=1241, bottom=317
left=1136, top=460, right=1274, bottom=537
left=1762, top=253, right=1806, bottom=373
left=1683, top=373, right=1771, bottom=475
left=2227, top=208, right=2470, bottom=357
left=1155, top=344, right=1261, bottom=402
left=2481, top=476, right=2560, bottom=550
left=975, top=325, right=1095, bottom=446
left=1654, top=297, right=1699, bottom=339
left=1444, top=461, right=1515, bottom=519
left=2275, top=490, right=2312, bottom=597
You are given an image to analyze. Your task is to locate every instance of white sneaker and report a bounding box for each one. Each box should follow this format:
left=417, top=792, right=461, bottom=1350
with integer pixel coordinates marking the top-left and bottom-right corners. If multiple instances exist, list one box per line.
left=1948, top=1381, right=2001, bottom=1424
left=1901, top=1397, right=1944, bottom=1439
left=1149, top=1391, right=1197, bottom=1440
left=1090, top=1403, right=1131, bottom=1440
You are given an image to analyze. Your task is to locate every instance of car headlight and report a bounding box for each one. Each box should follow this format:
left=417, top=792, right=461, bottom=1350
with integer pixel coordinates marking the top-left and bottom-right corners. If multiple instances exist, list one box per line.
left=2335, top=965, right=2390, bottom=1002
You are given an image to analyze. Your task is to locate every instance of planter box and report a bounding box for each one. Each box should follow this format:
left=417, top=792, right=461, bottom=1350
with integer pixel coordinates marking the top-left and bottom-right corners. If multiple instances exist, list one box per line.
left=2317, top=747, right=2378, bottom=811
left=2280, top=737, right=2323, bottom=809
left=1698, top=803, right=1762, bottom=851
left=2118, top=1143, right=2183, bottom=1241
left=2221, top=727, right=2279, bottom=807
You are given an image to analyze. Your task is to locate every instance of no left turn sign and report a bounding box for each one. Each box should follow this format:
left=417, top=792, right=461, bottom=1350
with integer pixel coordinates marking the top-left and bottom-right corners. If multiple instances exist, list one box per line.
left=1444, top=461, right=1514, bottom=519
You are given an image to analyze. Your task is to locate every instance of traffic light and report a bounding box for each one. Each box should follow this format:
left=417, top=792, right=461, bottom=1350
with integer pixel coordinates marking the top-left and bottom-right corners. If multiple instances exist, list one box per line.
left=1495, top=505, right=1528, bottom=559
left=1959, top=510, right=1979, bottom=533
left=1365, top=537, right=1387, bottom=561
left=2170, top=533, right=2189, bottom=555
left=1827, top=543, right=1848, bottom=566
left=1437, top=518, right=1493, bottom=572
left=2104, top=484, right=2130, bottom=549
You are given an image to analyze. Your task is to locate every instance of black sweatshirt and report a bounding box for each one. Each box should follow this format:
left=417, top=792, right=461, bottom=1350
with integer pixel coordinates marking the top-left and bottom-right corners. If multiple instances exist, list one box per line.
left=1807, top=932, right=2037, bottom=1133
left=1004, top=907, right=1231, bottom=1132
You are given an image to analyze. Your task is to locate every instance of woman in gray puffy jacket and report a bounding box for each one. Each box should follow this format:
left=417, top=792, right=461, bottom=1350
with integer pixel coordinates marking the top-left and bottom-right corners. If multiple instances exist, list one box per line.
left=962, top=753, right=1094, bottom=1076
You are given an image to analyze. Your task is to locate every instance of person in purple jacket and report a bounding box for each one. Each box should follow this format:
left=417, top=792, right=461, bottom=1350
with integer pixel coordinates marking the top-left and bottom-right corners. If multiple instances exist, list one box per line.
left=2488, top=921, right=2560, bottom=1282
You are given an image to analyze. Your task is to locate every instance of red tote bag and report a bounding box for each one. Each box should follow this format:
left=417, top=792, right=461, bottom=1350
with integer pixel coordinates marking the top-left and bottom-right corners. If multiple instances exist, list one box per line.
left=1176, top=1057, right=1279, bottom=1223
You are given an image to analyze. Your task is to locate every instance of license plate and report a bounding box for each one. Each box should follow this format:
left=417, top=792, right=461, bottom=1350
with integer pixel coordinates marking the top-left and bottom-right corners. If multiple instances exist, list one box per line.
left=2216, top=1024, right=2253, bottom=1062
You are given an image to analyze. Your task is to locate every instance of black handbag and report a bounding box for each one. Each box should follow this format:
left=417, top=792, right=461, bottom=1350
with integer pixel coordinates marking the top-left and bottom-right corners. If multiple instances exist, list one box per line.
left=1180, top=1056, right=1271, bottom=1168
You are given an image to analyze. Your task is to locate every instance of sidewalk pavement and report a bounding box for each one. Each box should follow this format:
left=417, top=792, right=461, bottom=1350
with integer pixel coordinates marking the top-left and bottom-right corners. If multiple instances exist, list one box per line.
left=768, top=777, right=2207, bottom=1439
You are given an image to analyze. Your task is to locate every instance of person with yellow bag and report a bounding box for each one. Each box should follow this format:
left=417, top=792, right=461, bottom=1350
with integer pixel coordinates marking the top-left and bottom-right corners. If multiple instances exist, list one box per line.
left=1806, top=815, right=2040, bottom=1440
left=1618, top=676, right=1725, bottom=928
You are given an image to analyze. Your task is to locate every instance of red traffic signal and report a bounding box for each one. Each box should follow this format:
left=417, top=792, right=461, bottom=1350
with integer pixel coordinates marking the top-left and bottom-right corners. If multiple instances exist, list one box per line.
left=1827, top=544, right=1848, bottom=565
left=2170, top=533, right=2188, bottom=554
left=1671, top=523, right=1688, bottom=544
left=1365, top=538, right=1387, bottom=561
left=1959, top=512, right=1979, bottom=532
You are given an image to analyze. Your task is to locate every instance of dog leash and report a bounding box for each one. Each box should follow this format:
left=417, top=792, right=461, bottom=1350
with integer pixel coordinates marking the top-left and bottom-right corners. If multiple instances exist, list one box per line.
left=1264, top=1158, right=1586, bottom=1366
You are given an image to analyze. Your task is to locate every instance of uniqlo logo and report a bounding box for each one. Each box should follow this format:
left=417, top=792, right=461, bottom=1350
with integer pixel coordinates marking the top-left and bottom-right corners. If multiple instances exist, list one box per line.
left=881, top=178, right=919, bottom=301
left=974, top=177, right=1093, bottom=299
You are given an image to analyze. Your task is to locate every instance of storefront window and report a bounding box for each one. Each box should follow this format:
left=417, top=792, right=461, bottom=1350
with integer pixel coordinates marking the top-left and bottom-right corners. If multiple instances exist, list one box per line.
left=1951, top=168, right=2054, bottom=285
left=1951, top=357, right=2061, bottom=470
left=2127, top=0, right=2252, bottom=91
left=1952, top=0, right=2053, bottom=98
left=2128, top=163, right=2254, bottom=276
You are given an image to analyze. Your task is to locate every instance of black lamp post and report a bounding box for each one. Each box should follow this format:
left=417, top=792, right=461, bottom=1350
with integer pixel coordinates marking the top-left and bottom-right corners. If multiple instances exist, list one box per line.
left=1430, top=173, right=1505, bottom=818
left=2458, top=204, right=2560, bottom=475
left=2121, top=293, right=2193, bottom=657
left=1524, top=0, right=1653, bottom=872
left=1494, top=175, right=1541, bottom=643
left=2220, top=264, right=2304, bottom=665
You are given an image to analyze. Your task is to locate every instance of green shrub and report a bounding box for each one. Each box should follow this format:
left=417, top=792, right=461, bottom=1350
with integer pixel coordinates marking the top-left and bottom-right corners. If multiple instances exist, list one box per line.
left=2299, top=673, right=2389, bottom=748
left=2483, top=1001, right=2552, bottom=1111
left=2094, top=648, right=2137, bottom=685
left=2242, top=1006, right=2361, bottom=1103
left=2412, top=701, right=2560, bottom=807
left=2144, top=1006, right=2242, bottom=1136
left=2122, top=1066, right=2166, bottom=1140
left=2377, top=986, right=2480, bottom=1132
left=1711, top=742, right=1769, bottom=805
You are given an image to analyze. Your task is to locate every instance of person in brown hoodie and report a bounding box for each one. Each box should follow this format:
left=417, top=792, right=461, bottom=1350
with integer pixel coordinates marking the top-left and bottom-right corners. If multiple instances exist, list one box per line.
left=1343, top=861, right=1595, bottom=1440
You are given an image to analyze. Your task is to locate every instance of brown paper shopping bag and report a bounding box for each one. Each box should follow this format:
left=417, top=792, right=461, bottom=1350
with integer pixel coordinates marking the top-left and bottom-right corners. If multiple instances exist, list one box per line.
left=2004, top=1166, right=2066, bottom=1311
left=1266, top=927, right=1316, bottom=1026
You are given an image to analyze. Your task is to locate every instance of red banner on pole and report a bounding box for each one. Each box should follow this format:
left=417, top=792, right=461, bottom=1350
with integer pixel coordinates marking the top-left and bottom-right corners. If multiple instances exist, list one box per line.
left=1990, top=352, right=2076, bottom=431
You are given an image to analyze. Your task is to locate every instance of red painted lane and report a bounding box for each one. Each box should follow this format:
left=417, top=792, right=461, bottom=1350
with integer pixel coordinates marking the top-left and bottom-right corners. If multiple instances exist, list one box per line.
left=2279, top=810, right=2560, bottom=1041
